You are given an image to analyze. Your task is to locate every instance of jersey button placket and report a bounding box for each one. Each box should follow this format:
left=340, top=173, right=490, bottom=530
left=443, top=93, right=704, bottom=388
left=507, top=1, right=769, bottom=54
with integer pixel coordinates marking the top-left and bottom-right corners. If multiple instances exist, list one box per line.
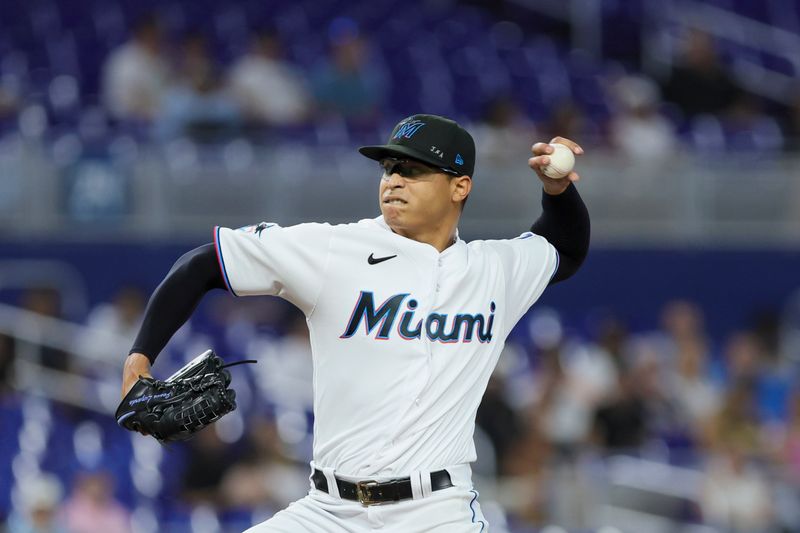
left=433, top=257, right=442, bottom=296
left=414, top=255, right=440, bottom=407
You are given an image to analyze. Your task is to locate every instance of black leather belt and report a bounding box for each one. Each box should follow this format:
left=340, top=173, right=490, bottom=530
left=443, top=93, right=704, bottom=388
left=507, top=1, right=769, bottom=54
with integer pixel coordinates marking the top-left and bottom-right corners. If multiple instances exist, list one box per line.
left=312, top=468, right=453, bottom=505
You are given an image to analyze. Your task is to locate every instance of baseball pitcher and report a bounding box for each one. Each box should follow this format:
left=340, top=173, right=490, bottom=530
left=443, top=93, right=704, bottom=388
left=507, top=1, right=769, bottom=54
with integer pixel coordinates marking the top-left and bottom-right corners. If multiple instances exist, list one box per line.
left=120, top=114, right=590, bottom=532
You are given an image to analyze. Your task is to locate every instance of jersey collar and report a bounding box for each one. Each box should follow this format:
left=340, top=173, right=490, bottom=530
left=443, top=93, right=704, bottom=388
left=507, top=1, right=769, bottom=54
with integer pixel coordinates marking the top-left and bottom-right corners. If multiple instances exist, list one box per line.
left=371, top=216, right=461, bottom=246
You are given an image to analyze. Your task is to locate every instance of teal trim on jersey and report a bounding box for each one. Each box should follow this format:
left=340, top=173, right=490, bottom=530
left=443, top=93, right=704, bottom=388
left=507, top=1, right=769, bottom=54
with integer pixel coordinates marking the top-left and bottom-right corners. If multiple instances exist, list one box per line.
left=469, top=490, right=485, bottom=532
left=549, top=249, right=560, bottom=282
left=214, top=226, right=238, bottom=297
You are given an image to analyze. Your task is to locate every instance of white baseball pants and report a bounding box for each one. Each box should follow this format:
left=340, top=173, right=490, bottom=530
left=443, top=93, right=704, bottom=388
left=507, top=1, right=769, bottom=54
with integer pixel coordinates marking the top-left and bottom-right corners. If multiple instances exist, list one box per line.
left=243, top=464, right=488, bottom=532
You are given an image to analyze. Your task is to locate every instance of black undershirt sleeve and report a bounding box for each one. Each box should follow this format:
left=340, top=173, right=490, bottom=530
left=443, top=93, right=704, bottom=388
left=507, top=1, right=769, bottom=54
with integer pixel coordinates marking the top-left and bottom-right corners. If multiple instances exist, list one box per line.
left=129, top=243, right=227, bottom=364
left=530, top=183, right=590, bottom=284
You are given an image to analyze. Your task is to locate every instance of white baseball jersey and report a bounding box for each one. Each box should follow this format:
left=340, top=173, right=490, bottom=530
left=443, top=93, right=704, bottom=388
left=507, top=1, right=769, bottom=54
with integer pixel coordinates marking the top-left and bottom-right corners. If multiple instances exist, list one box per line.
left=214, top=216, right=557, bottom=477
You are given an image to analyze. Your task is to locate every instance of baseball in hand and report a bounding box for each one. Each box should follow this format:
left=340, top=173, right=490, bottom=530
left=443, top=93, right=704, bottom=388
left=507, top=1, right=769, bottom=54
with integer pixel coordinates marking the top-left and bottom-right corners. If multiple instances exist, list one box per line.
left=542, top=143, right=575, bottom=179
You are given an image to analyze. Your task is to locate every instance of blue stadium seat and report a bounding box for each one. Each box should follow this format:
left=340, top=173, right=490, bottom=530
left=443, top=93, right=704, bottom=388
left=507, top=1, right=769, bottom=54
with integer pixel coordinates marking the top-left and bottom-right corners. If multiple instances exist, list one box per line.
left=768, top=0, right=800, bottom=32
left=733, top=0, right=771, bottom=24
left=90, top=2, right=128, bottom=49
left=27, top=1, right=63, bottom=43
left=759, top=50, right=796, bottom=77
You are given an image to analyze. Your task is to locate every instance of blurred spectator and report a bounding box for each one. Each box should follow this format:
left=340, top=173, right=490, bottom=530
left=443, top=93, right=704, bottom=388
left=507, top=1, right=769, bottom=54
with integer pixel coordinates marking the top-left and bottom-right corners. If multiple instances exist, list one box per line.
left=311, top=19, right=387, bottom=124
left=221, top=416, right=308, bottom=510
left=61, top=471, right=131, bottom=533
left=723, top=331, right=792, bottom=424
left=534, top=343, right=613, bottom=459
left=476, top=375, right=522, bottom=472
left=723, top=93, right=784, bottom=152
left=76, top=286, right=145, bottom=365
left=7, top=474, right=66, bottom=533
left=701, top=445, right=773, bottom=531
left=750, top=308, right=782, bottom=361
left=249, top=310, right=313, bottom=411
left=660, top=29, right=740, bottom=118
left=642, top=301, right=720, bottom=444
left=155, top=33, right=241, bottom=141
left=0, top=83, right=19, bottom=120
left=591, top=374, right=645, bottom=452
left=531, top=345, right=604, bottom=528
left=541, top=100, right=596, bottom=147
left=173, top=32, right=218, bottom=91
left=102, top=15, right=169, bottom=121
left=609, top=75, right=677, bottom=163
left=18, top=288, right=72, bottom=373
left=724, top=332, right=763, bottom=387
left=707, top=382, right=764, bottom=458
left=228, top=30, right=312, bottom=126
left=499, top=419, right=550, bottom=525
left=472, top=96, right=537, bottom=161
left=651, top=300, right=711, bottom=378
left=591, top=305, right=700, bottom=450
left=180, top=427, right=234, bottom=507
left=592, top=345, right=680, bottom=453
left=667, top=332, right=720, bottom=441
left=588, top=316, right=628, bottom=380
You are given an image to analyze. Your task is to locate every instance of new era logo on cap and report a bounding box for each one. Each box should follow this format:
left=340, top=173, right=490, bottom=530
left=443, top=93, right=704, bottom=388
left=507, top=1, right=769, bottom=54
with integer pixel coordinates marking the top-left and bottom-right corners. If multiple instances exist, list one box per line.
left=359, top=114, right=476, bottom=177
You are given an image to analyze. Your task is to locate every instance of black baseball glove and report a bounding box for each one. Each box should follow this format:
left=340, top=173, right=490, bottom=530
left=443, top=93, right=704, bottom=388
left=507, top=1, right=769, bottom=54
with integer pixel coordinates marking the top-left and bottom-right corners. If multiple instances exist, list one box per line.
left=116, top=350, right=255, bottom=442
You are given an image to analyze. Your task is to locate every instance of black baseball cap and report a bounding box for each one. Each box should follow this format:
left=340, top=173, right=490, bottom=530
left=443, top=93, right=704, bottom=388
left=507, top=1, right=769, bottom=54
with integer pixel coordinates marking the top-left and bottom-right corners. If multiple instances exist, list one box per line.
left=359, top=114, right=476, bottom=177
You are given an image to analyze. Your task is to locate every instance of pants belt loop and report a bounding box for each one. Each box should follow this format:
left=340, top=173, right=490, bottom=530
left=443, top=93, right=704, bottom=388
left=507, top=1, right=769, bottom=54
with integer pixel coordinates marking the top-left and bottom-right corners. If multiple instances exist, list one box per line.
left=322, top=467, right=340, bottom=499
left=420, top=469, right=433, bottom=498
left=409, top=470, right=423, bottom=500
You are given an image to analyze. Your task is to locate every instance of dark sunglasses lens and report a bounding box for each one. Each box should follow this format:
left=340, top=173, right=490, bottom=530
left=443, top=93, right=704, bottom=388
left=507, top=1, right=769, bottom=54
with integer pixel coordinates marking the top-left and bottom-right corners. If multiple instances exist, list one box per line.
left=380, top=158, right=447, bottom=178
left=396, top=163, right=421, bottom=177
left=380, top=160, right=399, bottom=176
left=381, top=159, right=413, bottom=177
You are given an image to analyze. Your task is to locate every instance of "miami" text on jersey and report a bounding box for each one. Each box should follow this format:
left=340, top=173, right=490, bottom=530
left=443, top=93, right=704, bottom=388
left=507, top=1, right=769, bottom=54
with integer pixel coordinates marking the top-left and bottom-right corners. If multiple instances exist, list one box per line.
left=340, top=291, right=495, bottom=343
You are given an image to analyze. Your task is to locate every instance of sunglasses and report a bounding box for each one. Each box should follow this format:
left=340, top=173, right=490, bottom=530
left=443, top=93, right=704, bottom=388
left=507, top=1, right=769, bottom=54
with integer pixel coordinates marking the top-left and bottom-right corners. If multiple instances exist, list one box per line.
left=379, top=158, right=461, bottom=179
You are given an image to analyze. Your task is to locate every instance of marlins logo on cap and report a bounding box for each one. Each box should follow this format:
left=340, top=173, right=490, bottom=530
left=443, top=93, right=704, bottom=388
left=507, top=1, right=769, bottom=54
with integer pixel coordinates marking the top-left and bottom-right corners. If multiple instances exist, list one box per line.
left=393, top=120, right=426, bottom=140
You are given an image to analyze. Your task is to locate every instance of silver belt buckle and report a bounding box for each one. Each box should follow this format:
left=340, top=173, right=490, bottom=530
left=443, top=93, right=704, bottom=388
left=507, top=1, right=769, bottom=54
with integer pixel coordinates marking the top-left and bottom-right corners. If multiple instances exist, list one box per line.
left=355, top=480, right=380, bottom=506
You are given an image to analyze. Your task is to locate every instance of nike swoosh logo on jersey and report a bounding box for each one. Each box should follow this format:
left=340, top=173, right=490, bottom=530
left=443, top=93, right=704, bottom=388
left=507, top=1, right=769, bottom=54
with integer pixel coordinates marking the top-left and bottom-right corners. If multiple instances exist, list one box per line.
left=368, top=253, right=397, bottom=265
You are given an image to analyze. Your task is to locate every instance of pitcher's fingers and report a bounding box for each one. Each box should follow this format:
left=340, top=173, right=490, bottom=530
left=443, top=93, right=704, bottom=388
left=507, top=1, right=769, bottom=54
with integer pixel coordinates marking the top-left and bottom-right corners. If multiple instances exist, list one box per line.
left=549, top=137, right=584, bottom=155
left=531, top=142, right=553, bottom=156
left=528, top=155, right=550, bottom=170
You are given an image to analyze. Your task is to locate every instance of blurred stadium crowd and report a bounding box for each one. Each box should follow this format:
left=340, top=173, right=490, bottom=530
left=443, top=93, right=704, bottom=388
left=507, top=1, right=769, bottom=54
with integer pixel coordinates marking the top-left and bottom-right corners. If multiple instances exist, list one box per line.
left=0, top=0, right=799, bottom=156
left=2, top=0, right=800, bottom=532
left=2, top=281, right=800, bottom=532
